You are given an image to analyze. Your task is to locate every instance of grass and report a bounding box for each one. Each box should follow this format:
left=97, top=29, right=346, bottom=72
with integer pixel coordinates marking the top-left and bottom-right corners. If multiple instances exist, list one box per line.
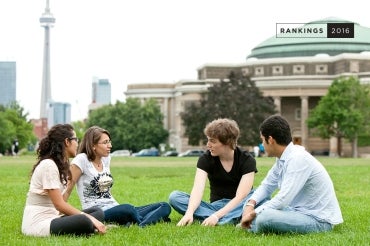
left=0, top=155, right=369, bottom=245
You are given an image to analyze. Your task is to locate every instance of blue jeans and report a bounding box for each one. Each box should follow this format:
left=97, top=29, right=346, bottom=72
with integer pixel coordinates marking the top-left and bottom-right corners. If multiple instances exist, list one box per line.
left=104, top=202, right=171, bottom=227
left=169, top=190, right=254, bottom=225
left=250, top=207, right=333, bottom=233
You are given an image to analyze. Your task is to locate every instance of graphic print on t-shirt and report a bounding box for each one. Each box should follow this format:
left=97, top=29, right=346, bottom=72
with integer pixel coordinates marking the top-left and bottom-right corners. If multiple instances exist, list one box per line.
left=88, top=172, right=114, bottom=198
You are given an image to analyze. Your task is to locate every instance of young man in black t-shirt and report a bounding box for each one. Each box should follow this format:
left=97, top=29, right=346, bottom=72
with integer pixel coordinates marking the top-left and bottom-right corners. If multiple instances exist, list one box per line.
left=169, top=118, right=257, bottom=226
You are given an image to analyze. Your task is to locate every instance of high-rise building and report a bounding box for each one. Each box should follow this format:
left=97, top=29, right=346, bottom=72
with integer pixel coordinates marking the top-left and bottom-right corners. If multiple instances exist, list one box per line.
left=88, top=77, right=111, bottom=112
left=39, top=0, right=55, bottom=118
left=92, top=78, right=111, bottom=104
left=0, top=61, right=16, bottom=106
left=47, top=101, right=71, bottom=127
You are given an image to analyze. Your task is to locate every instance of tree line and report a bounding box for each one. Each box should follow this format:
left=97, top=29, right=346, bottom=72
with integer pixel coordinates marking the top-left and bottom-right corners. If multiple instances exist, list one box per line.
left=1, top=74, right=369, bottom=157
left=0, top=102, right=36, bottom=155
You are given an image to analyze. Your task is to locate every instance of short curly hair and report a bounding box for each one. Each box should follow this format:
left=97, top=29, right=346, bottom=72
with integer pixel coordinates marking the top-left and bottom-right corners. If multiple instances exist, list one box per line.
left=204, top=118, right=240, bottom=149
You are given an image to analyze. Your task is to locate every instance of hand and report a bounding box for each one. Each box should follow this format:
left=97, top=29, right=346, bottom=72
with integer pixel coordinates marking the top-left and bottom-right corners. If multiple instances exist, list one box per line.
left=201, top=214, right=218, bottom=226
left=176, top=213, right=193, bottom=226
left=84, top=214, right=106, bottom=234
left=240, top=207, right=256, bottom=229
left=92, top=218, right=106, bottom=234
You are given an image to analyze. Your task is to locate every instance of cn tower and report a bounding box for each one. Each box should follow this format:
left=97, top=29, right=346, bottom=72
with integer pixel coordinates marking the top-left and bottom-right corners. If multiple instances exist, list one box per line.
left=39, top=0, right=55, bottom=119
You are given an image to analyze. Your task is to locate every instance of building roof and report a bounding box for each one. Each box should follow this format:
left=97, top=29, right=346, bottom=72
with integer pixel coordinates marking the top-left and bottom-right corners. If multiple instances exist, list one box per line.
left=247, top=17, right=370, bottom=59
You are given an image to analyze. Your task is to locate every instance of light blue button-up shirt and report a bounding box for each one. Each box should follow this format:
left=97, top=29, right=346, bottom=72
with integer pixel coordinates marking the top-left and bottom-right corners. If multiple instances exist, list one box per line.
left=251, top=143, right=343, bottom=225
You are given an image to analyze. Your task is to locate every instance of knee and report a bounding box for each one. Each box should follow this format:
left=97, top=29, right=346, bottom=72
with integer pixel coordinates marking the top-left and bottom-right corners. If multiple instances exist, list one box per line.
left=94, top=208, right=105, bottom=222
left=160, top=202, right=172, bottom=215
left=255, top=209, right=276, bottom=228
left=84, top=207, right=105, bottom=222
left=168, top=190, right=182, bottom=205
left=79, top=215, right=95, bottom=232
left=122, top=204, right=137, bottom=214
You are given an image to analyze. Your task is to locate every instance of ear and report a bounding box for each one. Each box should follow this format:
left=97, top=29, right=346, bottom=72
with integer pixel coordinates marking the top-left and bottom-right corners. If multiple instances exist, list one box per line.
left=64, top=138, right=71, bottom=147
left=267, top=136, right=275, bottom=145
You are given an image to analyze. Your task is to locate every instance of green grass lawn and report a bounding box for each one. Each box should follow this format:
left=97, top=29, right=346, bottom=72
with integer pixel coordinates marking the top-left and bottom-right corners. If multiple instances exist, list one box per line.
left=0, top=155, right=369, bottom=245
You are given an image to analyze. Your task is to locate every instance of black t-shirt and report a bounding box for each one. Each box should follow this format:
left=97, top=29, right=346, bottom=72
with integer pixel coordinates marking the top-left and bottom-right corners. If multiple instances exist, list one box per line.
left=197, top=147, right=257, bottom=202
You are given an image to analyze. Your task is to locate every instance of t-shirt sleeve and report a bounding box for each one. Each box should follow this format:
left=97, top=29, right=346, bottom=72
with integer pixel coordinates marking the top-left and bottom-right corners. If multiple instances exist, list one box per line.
left=196, top=151, right=213, bottom=173
left=241, top=154, right=257, bottom=174
left=71, top=153, right=87, bottom=174
left=40, top=160, right=63, bottom=190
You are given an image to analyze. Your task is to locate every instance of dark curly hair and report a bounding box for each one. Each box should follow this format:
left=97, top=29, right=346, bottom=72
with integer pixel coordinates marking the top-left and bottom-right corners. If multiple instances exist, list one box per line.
left=260, top=115, right=292, bottom=145
left=30, top=124, right=75, bottom=185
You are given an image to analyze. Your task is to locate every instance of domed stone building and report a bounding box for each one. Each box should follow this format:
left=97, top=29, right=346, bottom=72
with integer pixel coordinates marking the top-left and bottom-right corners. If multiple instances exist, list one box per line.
left=125, top=18, right=370, bottom=156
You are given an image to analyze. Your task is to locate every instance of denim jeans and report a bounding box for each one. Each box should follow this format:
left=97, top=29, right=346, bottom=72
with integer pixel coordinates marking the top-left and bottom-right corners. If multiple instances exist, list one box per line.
left=250, top=207, right=333, bottom=233
left=169, top=190, right=254, bottom=225
left=136, top=202, right=171, bottom=227
left=104, top=202, right=171, bottom=227
left=104, top=203, right=139, bottom=226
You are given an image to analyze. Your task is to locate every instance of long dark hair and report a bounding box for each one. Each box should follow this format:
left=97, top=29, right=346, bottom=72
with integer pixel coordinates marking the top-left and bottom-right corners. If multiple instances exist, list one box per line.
left=30, top=124, right=75, bottom=185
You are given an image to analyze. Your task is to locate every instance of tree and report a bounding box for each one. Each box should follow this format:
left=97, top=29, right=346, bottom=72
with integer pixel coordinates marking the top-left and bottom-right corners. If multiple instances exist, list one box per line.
left=181, top=71, right=276, bottom=146
left=0, top=112, right=15, bottom=154
left=307, top=76, right=370, bottom=157
left=71, top=120, right=87, bottom=141
left=86, top=98, right=169, bottom=152
left=0, top=102, right=36, bottom=154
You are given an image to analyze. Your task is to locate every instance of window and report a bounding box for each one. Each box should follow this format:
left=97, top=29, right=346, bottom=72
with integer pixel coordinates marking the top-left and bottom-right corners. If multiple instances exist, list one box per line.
left=295, top=108, right=301, bottom=120
left=293, top=65, right=305, bottom=74
left=241, top=67, right=250, bottom=76
left=272, top=66, right=283, bottom=75
left=350, top=61, right=359, bottom=73
left=255, top=67, right=264, bottom=76
left=315, top=64, right=328, bottom=74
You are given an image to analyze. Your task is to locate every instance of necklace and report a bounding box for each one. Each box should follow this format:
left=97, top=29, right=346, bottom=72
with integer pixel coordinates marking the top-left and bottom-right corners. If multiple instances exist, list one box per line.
left=93, top=160, right=102, bottom=168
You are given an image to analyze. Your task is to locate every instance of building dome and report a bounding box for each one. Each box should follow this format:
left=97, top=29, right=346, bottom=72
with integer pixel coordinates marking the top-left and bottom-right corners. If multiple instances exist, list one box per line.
left=247, top=17, right=370, bottom=59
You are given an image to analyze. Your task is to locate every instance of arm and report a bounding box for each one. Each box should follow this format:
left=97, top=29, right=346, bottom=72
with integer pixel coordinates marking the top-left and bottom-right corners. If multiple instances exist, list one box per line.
left=241, top=156, right=312, bottom=229
left=240, top=198, right=256, bottom=229
left=63, top=164, right=82, bottom=201
left=48, top=188, right=106, bottom=234
left=254, top=157, right=311, bottom=213
left=247, top=162, right=279, bottom=210
left=202, top=172, right=255, bottom=226
left=240, top=163, right=279, bottom=229
left=49, top=188, right=84, bottom=216
left=177, top=168, right=207, bottom=226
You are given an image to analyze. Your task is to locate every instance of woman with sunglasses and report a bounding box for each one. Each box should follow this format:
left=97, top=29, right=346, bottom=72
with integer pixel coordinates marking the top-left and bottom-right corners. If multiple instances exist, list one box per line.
left=22, top=124, right=106, bottom=237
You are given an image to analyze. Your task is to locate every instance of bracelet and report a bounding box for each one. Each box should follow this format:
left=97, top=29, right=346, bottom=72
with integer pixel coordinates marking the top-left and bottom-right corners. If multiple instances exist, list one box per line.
left=211, top=213, right=219, bottom=220
left=245, top=203, right=255, bottom=208
left=80, top=212, right=85, bottom=214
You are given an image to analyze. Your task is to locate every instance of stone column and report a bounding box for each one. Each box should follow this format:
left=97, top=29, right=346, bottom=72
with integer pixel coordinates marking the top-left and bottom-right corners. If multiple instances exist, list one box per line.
left=300, top=96, right=309, bottom=148
left=273, top=96, right=281, bottom=114
left=329, top=137, right=338, bottom=157
left=163, top=97, right=168, bottom=129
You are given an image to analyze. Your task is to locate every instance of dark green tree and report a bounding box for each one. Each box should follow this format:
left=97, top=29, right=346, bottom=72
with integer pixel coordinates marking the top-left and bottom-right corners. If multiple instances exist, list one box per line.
left=0, top=102, right=36, bottom=154
left=181, top=71, right=276, bottom=146
left=0, top=112, right=15, bottom=154
left=307, top=76, right=370, bottom=157
left=71, top=120, right=87, bottom=141
left=86, top=98, right=168, bottom=152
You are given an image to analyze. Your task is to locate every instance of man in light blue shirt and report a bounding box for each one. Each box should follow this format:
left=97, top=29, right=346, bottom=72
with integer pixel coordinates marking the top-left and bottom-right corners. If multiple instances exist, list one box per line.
left=240, top=115, right=343, bottom=233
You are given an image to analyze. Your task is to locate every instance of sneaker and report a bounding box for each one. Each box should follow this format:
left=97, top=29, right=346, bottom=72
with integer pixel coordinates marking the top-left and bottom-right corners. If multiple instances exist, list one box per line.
left=163, top=217, right=172, bottom=223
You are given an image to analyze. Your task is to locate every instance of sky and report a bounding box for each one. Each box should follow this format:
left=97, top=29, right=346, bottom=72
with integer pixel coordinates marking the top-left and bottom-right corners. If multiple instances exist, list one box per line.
left=1, top=0, right=369, bottom=121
